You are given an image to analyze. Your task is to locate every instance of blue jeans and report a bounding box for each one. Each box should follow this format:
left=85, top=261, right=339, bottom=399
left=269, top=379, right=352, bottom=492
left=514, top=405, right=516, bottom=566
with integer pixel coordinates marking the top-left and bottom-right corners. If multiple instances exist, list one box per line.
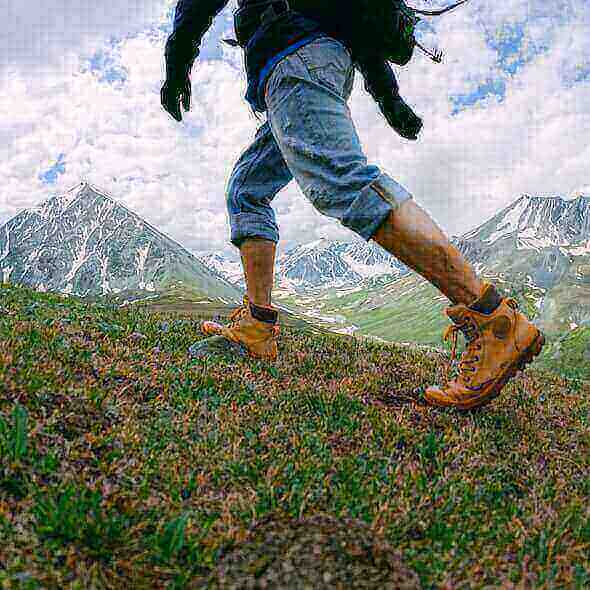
left=226, top=36, right=413, bottom=249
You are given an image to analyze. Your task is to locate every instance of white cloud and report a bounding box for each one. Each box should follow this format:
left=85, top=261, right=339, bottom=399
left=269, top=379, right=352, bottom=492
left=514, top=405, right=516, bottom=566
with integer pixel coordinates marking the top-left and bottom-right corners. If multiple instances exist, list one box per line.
left=0, top=0, right=589, bottom=260
left=1, top=1, right=173, bottom=77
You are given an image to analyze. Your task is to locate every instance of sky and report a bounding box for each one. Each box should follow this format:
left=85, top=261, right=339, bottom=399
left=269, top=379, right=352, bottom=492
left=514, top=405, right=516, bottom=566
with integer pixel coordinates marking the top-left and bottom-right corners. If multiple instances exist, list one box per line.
left=1, top=0, right=589, bottom=260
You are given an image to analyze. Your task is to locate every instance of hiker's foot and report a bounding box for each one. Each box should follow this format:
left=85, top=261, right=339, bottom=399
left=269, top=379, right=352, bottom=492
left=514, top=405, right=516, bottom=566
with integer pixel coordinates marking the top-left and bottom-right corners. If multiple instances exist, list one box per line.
left=199, top=294, right=280, bottom=361
left=425, top=283, right=546, bottom=410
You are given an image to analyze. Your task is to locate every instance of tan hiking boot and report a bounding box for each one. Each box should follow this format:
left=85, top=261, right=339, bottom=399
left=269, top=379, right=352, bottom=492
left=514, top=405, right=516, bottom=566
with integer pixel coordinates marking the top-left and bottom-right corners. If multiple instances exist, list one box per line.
left=199, top=294, right=280, bottom=361
left=425, top=282, right=546, bottom=410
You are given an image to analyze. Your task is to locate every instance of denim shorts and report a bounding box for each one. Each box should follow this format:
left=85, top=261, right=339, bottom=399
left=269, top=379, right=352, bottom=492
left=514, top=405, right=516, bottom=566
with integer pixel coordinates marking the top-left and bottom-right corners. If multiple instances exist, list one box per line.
left=226, top=36, right=413, bottom=249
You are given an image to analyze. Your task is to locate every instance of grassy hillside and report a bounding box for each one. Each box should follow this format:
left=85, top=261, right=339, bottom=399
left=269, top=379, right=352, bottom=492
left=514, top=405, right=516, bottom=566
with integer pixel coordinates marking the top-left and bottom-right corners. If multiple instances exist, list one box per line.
left=277, top=273, right=590, bottom=382
left=1, top=283, right=589, bottom=588
left=536, top=325, right=590, bottom=381
left=308, top=274, right=451, bottom=346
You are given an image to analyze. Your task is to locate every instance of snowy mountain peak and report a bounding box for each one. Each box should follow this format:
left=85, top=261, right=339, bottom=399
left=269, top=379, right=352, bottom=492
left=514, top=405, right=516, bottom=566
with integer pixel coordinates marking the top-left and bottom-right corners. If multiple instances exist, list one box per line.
left=198, top=237, right=408, bottom=293
left=460, top=192, right=590, bottom=249
left=453, top=190, right=590, bottom=293
left=285, top=236, right=336, bottom=255
left=0, top=182, right=241, bottom=301
left=567, top=185, right=590, bottom=201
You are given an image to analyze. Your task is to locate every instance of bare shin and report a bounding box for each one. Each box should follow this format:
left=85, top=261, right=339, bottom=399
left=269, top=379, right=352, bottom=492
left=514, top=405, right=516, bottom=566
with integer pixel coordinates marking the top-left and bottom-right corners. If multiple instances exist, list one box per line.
left=239, top=238, right=276, bottom=307
left=370, top=200, right=484, bottom=307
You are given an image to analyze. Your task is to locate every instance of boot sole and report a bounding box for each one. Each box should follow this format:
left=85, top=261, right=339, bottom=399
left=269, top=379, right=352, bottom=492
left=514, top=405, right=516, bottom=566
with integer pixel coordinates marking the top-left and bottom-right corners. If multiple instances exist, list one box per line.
left=454, top=329, right=546, bottom=411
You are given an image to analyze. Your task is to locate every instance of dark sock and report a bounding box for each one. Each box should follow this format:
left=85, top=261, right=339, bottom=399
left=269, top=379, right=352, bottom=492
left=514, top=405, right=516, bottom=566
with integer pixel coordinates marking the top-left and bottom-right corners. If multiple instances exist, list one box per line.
left=469, top=284, right=503, bottom=315
left=249, top=302, right=278, bottom=324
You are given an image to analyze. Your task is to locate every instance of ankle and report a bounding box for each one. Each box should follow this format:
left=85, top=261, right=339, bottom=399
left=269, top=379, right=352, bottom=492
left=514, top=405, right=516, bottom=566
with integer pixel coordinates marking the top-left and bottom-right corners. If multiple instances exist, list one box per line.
left=247, top=292, right=272, bottom=307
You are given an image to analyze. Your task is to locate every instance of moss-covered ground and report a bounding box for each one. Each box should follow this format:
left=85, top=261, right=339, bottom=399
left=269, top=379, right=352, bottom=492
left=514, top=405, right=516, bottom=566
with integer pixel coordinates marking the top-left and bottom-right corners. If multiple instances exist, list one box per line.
left=1, top=283, right=589, bottom=588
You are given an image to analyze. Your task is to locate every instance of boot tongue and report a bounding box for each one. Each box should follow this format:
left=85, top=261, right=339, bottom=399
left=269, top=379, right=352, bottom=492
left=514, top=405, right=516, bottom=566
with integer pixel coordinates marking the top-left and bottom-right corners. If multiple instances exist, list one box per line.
left=468, top=283, right=503, bottom=315
left=249, top=301, right=278, bottom=323
left=447, top=308, right=477, bottom=343
left=447, top=307, right=466, bottom=324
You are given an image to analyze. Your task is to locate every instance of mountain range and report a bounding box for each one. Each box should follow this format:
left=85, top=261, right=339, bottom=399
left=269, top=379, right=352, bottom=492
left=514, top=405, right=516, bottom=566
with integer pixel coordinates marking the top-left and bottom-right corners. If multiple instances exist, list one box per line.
left=198, top=193, right=590, bottom=295
left=197, top=237, right=410, bottom=294
left=1, top=182, right=589, bottom=376
left=196, top=191, right=590, bottom=347
left=0, top=182, right=242, bottom=304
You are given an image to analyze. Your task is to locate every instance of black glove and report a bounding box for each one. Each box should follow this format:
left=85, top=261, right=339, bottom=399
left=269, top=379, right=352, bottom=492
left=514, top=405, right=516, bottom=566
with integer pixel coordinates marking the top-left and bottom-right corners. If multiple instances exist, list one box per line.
left=161, top=33, right=198, bottom=122
left=378, top=95, right=423, bottom=141
left=161, top=76, right=192, bottom=122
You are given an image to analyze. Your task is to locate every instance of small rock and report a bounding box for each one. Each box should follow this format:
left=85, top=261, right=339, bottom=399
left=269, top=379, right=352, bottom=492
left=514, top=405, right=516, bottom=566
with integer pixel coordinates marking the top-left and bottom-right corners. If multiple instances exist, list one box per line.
left=129, top=332, right=146, bottom=341
left=14, top=572, right=33, bottom=582
left=188, top=341, right=209, bottom=359
left=188, top=336, right=247, bottom=359
left=160, top=321, right=170, bottom=333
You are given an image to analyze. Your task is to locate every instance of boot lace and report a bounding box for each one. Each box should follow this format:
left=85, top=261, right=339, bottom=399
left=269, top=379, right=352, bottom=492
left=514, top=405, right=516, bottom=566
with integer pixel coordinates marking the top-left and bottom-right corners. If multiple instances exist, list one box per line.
left=443, top=318, right=480, bottom=374
left=227, top=304, right=249, bottom=327
left=443, top=297, right=519, bottom=378
left=227, top=302, right=280, bottom=337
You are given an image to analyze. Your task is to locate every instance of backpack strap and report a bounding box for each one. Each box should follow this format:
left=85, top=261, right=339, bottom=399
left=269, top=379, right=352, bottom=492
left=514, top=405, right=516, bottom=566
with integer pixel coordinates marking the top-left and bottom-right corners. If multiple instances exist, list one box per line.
left=260, top=0, right=292, bottom=27
left=227, top=0, right=293, bottom=48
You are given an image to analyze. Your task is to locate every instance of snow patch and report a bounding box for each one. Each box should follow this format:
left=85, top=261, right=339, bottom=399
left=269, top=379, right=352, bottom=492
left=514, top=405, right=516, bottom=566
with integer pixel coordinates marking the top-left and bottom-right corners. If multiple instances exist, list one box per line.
left=135, top=243, right=151, bottom=290
left=297, top=238, right=331, bottom=252
left=517, top=236, right=559, bottom=250
left=484, top=197, right=530, bottom=243
left=0, top=226, right=10, bottom=262
left=568, top=240, right=590, bottom=256
left=340, top=252, right=398, bottom=278
left=2, top=266, right=13, bottom=283
left=98, top=253, right=110, bottom=294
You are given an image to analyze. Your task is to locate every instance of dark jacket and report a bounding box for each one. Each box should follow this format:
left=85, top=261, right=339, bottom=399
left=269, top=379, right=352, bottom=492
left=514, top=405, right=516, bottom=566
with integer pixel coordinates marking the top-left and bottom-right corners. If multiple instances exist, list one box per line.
left=167, top=0, right=400, bottom=113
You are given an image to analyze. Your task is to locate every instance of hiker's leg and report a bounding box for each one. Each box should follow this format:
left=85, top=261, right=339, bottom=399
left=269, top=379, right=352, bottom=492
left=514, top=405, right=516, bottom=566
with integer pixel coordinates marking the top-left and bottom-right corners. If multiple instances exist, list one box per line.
left=226, top=120, right=293, bottom=306
left=265, top=38, right=395, bottom=243
left=240, top=238, right=276, bottom=307
left=264, top=36, right=483, bottom=307
left=371, top=201, right=483, bottom=306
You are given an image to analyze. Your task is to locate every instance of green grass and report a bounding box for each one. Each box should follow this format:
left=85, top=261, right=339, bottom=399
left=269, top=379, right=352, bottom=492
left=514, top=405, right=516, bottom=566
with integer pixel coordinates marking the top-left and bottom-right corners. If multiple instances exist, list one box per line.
left=280, top=275, right=452, bottom=347
left=1, top=282, right=589, bottom=588
left=535, top=325, right=590, bottom=382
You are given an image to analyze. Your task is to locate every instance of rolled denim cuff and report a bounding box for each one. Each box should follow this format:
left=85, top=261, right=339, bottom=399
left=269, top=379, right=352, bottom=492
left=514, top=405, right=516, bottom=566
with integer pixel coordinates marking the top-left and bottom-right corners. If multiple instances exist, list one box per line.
left=343, top=172, right=413, bottom=241
left=230, top=212, right=280, bottom=249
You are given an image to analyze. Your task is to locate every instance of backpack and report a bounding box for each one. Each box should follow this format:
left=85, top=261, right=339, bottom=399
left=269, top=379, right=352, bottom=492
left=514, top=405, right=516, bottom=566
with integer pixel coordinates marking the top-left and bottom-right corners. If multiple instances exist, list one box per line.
left=227, top=0, right=472, bottom=66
